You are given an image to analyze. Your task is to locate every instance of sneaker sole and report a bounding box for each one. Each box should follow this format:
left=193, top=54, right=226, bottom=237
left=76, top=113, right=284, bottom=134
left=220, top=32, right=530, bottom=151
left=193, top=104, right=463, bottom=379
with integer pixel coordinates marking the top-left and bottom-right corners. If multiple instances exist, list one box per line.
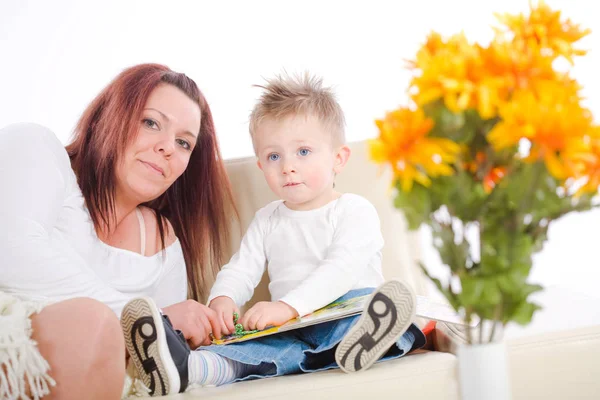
left=121, top=297, right=180, bottom=396
left=335, top=280, right=416, bottom=373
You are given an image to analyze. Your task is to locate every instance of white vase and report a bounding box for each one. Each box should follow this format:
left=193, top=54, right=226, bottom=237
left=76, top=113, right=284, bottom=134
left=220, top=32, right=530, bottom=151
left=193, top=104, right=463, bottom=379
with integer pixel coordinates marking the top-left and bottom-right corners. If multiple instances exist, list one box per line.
left=457, top=341, right=511, bottom=400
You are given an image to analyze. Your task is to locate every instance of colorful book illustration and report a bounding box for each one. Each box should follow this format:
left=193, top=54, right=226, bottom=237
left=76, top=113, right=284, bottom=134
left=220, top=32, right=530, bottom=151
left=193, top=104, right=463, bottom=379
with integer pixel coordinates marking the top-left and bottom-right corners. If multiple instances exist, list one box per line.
left=212, top=294, right=476, bottom=345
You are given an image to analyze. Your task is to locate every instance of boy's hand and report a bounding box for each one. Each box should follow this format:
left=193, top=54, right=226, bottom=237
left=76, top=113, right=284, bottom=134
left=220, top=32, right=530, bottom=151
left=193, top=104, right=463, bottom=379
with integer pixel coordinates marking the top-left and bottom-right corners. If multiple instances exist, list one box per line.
left=240, top=301, right=299, bottom=331
left=208, top=296, right=239, bottom=338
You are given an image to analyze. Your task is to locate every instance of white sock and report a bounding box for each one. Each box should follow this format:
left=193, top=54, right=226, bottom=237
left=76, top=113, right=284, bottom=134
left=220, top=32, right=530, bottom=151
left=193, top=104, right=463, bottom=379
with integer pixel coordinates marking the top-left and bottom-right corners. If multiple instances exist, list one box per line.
left=188, top=350, right=254, bottom=386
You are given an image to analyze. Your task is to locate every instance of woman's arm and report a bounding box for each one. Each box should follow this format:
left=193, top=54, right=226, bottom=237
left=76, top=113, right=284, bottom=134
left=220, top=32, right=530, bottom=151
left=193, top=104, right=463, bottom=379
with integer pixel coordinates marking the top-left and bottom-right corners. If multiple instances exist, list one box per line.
left=0, top=123, right=132, bottom=315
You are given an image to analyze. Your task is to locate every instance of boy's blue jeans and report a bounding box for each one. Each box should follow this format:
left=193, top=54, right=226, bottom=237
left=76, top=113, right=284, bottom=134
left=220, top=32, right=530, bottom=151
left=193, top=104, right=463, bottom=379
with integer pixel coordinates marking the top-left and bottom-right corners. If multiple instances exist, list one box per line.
left=200, top=288, right=426, bottom=382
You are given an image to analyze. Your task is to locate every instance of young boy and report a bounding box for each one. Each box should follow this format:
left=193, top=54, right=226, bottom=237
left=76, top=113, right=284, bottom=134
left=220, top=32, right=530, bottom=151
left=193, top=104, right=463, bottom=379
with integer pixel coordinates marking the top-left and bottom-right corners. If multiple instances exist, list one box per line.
left=121, top=73, right=426, bottom=396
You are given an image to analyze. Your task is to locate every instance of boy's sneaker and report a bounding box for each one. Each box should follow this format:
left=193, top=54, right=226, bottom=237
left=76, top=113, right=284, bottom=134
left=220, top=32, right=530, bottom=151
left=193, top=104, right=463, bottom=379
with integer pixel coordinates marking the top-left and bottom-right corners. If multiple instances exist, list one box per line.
left=335, top=279, right=416, bottom=373
left=121, top=297, right=190, bottom=396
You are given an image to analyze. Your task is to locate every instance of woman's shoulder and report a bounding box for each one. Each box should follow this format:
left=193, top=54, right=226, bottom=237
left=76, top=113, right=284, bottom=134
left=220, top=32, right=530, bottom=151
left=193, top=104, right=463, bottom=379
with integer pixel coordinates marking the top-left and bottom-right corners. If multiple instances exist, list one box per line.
left=138, top=206, right=178, bottom=256
left=1, top=123, right=67, bottom=154
left=1, top=123, right=72, bottom=174
left=2, top=122, right=60, bottom=140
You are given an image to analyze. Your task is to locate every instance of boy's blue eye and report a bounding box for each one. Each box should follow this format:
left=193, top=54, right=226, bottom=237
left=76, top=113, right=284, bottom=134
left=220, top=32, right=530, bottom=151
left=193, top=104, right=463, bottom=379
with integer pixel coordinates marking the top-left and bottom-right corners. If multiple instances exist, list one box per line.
left=298, top=148, right=311, bottom=156
left=268, top=153, right=280, bottom=161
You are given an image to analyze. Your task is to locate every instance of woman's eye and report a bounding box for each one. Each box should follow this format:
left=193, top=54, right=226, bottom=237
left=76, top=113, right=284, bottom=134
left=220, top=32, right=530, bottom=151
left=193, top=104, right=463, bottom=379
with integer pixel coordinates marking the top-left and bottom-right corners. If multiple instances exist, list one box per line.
left=176, top=139, right=191, bottom=150
left=143, top=118, right=159, bottom=129
left=298, top=148, right=311, bottom=156
left=268, top=153, right=280, bottom=161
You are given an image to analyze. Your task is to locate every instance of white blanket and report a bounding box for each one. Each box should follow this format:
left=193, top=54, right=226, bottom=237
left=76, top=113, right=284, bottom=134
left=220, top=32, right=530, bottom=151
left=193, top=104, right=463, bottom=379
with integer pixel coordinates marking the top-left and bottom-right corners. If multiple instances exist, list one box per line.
left=0, top=292, right=55, bottom=399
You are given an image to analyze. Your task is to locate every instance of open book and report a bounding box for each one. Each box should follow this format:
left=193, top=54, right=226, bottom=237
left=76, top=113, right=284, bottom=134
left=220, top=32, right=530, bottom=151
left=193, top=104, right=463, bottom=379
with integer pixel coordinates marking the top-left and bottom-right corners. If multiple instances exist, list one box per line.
left=212, top=294, right=476, bottom=345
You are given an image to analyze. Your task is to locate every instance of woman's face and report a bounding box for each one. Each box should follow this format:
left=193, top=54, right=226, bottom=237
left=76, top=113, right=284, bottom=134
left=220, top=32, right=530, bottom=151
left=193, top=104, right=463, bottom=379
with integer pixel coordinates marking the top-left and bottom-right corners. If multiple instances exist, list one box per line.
left=116, top=83, right=201, bottom=205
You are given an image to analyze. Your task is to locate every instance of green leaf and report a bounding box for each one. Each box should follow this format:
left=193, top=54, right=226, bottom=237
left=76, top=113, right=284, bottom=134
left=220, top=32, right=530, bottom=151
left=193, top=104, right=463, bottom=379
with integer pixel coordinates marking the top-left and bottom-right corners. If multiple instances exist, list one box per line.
left=459, top=276, right=484, bottom=306
left=418, top=262, right=460, bottom=310
left=481, top=278, right=502, bottom=305
left=423, top=101, right=476, bottom=144
left=511, top=301, right=542, bottom=325
left=430, top=220, right=469, bottom=274
left=394, top=181, right=431, bottom=230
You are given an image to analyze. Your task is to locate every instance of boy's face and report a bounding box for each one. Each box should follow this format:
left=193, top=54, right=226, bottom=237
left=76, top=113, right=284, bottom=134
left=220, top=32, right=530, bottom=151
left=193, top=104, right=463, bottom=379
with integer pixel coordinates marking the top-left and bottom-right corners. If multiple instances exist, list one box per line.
left=254, top=114, right=350, bottom=211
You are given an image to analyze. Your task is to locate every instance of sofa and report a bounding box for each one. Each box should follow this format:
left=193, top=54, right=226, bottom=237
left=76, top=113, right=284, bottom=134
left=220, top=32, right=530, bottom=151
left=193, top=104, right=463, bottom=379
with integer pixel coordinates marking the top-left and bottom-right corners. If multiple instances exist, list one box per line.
left=143, top=140, right=600, bottom=399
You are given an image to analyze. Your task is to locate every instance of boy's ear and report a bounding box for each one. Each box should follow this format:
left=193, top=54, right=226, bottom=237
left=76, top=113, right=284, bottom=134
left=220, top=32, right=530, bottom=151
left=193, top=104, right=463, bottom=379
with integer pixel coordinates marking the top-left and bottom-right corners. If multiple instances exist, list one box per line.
left=333, top=145, right=351, bottom=174
left=256, top=159, right=263, bottom=171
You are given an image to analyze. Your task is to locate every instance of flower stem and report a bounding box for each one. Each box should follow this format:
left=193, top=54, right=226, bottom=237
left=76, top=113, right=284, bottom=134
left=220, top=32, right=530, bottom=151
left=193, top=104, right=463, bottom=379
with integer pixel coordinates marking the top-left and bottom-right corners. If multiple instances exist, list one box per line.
left=488, top=304, right=502, bottom=342
left=479, top=320, right=484, bottom=344
left=465, top=308, right=473, bottom=345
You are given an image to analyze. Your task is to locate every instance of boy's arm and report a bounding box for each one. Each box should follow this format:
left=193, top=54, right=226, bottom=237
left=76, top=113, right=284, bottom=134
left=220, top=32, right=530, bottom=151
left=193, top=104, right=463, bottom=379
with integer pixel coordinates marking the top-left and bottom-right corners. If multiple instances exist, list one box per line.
left=207, top=209, right=270, bottom=308
left=279, top=197, right=384, bottom=317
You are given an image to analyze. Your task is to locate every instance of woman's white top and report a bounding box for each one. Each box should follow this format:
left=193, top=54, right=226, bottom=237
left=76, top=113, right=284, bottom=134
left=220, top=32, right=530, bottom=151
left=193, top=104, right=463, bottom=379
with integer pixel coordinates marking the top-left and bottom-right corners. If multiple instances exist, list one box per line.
left=0, top=123, right=188, bottom=316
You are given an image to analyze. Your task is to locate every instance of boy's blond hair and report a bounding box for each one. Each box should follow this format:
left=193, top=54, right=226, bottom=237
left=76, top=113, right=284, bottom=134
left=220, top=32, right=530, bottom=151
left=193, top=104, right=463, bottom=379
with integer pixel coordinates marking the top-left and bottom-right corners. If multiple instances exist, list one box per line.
left=249, top=72, right=346, bottom=151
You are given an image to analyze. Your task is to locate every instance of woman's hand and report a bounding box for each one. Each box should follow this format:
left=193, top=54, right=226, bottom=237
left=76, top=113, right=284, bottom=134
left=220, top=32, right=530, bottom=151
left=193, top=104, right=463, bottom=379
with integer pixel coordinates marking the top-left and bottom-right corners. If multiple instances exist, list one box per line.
left=239, top=301, right=299, bottom=331
left=161, top=300, right=221, bottom=348
left=208, top=296, right=239, bottom=337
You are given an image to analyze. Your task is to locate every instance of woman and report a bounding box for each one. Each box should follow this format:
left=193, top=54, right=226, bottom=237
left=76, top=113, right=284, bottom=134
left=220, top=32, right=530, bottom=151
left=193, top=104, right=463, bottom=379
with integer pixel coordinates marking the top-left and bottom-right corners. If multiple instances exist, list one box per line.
left=0, top=64, right=236, bottom=399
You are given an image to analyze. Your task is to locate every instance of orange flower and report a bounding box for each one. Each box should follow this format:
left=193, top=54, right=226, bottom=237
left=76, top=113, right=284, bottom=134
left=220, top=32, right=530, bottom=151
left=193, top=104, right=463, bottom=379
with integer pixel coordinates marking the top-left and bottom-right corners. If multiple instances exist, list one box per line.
left=480, top=38, right=556, bottom=93
left=463, top=152, right=507, bottom=194
left=576, top=128, right=600, bottom=194
left=409, top=33, right=505, bottom=119
left=487, top=81, right=593, bottom=180
left=494, top=0, right=590, bottom=64
left=483, top=167, right=508, bottom=194
left=464, top=151, right=487, bottom=174
left=370, top=107, right=460, bottom=191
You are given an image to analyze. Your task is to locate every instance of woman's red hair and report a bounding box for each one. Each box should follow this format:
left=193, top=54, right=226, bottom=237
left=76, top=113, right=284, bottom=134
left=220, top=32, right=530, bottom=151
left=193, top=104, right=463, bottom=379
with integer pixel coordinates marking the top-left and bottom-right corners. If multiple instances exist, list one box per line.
left=67, top=63, right=237, bottom=302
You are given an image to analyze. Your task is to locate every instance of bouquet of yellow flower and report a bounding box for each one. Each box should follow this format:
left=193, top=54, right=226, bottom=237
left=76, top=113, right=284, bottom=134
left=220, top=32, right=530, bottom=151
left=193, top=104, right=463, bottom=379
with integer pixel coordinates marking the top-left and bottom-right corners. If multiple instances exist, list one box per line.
left=370, top=1, right=598, bottom=343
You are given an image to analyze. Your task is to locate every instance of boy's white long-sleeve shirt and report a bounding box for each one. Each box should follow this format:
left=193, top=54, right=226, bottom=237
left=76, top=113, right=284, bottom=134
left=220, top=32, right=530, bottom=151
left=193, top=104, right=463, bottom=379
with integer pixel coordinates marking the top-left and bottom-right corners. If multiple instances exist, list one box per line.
left=208, top=194, right=385, bottom=317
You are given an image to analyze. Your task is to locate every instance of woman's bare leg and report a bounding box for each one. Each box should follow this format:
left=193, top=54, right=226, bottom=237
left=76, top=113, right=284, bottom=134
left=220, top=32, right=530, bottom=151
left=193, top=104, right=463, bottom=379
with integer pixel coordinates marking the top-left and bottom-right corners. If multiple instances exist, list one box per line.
left=31, top=298, right=126, bottom=400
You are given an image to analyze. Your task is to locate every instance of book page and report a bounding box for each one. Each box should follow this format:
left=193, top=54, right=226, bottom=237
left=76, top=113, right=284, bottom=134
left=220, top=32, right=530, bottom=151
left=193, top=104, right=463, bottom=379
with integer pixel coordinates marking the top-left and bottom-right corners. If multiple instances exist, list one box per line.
left=212, top=294, right=474, bottom=345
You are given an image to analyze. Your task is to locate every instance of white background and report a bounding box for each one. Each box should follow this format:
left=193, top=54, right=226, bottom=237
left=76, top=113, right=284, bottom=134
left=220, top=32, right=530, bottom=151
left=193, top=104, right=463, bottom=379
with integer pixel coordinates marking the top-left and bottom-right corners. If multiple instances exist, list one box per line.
left=1, top=0, right=598, bottom=301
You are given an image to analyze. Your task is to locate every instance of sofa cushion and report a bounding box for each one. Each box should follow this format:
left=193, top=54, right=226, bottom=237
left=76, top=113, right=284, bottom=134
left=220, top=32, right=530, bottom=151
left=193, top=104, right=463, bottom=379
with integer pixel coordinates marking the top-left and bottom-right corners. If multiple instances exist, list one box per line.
left=153, top=352, right=460, bottom=400
left=137, top=325, right=600, bottom=400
